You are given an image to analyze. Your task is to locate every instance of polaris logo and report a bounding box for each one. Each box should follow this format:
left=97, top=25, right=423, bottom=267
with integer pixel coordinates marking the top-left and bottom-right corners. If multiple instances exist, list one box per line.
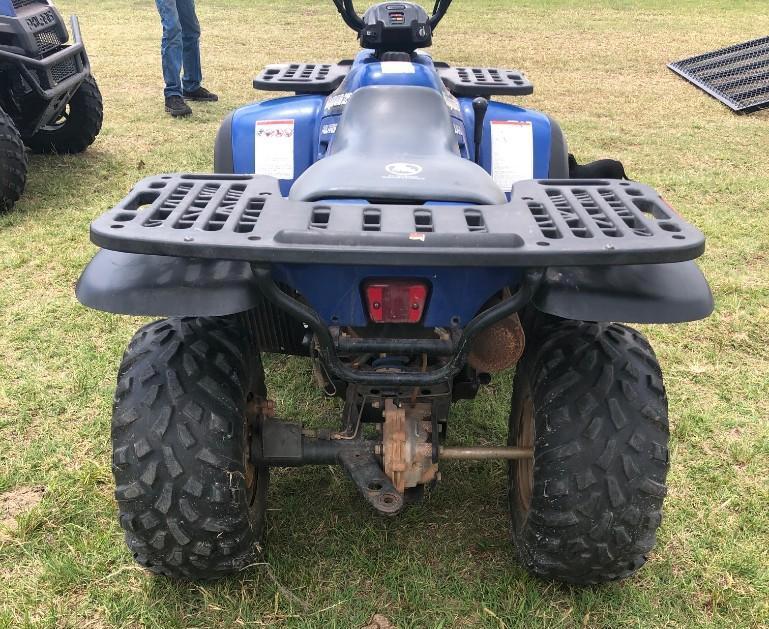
left=385, top=162, right=423, bottom=177
left=26, top=10, right=56, bottom=30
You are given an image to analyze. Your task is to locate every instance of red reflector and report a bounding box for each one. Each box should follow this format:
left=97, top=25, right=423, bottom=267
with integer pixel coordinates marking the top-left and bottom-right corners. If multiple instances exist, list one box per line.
left=364, top=280, right=428, bottom=323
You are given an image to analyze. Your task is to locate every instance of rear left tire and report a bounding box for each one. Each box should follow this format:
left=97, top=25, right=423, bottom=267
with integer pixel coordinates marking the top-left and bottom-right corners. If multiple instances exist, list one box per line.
left=112, top=316, right=268, bottom=580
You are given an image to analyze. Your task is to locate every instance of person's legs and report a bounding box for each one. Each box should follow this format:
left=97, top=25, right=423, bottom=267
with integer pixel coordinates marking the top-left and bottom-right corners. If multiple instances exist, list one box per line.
left=155, top=0, right=183, bottom=98
left=176, top=0, right=202, bottom=94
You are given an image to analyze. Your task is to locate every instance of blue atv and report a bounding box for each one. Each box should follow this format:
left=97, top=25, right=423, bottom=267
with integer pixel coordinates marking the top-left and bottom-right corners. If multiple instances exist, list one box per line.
left=77, top=0, right=713, bottom=583
left=0, top=0, right=103, bottom=211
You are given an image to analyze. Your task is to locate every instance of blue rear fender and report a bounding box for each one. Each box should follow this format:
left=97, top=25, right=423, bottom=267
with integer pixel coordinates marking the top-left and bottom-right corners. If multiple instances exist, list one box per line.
left=461, top=100, right=556, bottom=187
left=229, top=94, right=326, bottom=196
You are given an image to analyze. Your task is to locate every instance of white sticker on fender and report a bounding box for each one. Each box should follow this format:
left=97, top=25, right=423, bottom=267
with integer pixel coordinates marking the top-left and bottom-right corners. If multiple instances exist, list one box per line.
left=490, top=120, right=533, bottom=191
left=254, top=119, right=294, bottom=180
left=380, top=61, right=415, bottom=74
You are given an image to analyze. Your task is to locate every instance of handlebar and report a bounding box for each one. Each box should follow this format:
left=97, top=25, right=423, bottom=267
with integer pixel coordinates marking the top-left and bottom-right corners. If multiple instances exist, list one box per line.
left=333, top=0, right=454, bottom=33
left=429, top=0, right=453, bottom=28
left=333, top=0, right=364, bottom=30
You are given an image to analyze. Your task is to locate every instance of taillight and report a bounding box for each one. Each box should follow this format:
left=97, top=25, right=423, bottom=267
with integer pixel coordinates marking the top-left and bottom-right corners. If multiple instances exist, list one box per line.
left=364, top=280, right=428, bottom=324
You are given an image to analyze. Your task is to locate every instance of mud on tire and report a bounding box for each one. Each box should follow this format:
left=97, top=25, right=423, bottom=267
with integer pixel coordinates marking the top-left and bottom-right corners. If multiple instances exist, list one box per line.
left=508, top=314, right=669, bottom=584
left=112, top=316, right=268, bottom=579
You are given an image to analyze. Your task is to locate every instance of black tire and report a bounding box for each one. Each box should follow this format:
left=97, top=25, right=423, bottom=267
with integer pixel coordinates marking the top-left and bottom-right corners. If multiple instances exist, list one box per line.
left=112, top=316, right=269, bottom=579
left=0, top=108, right=27, bottom=212
left=26, top=75, right=103, bottom=154
left=508, top=314, right=669, bottom=584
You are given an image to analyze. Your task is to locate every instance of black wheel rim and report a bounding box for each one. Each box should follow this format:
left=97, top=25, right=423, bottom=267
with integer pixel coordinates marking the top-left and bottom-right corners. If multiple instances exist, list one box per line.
left=513, top=394, right=534, bottom=517
left=244, top=391, right=260, bottom=509
left=40, top=105, right=70, bottom=132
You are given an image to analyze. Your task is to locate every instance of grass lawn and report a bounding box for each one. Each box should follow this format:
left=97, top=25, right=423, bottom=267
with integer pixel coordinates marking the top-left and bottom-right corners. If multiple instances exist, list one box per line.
left=1, top=0, right=768, bottom=626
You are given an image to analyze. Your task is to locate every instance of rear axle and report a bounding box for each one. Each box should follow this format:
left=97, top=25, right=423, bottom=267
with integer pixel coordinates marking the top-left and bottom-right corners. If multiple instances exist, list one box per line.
left=254, top=415, right=533, bottom=515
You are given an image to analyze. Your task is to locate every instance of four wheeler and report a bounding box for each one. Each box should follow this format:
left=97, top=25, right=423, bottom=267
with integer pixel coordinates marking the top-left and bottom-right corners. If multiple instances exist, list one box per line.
left=0, top=0, right=103, bottom=211
left=76, top=0, right=713, bottom=583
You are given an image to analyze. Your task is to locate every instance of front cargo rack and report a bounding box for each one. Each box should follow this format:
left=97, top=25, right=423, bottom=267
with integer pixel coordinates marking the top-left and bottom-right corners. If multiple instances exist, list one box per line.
left=254, top=62, right=352, bottom=93
left=90, top=174, right=705, bottom=267
left=253, top=61, right=533, bottom=97
left=435, top=64, right=533, bottom=97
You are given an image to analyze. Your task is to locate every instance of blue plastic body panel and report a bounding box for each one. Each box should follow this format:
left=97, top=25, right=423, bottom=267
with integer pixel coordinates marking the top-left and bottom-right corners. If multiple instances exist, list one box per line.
left=273, top=264, right=523, bottom=327
left=231, top=94, right=325, bottom=196
left=461, top=99, right=553, bottom=188
left=231, top=50, right=553, bottom=188
left=228, top=50, right=553, bottom=326
left=0, top=0, right=52, bottom=16
left=346, top=50, right=444, bottom=90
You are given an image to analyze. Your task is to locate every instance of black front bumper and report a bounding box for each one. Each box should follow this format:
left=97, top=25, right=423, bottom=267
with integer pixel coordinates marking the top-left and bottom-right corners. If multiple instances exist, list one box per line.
left=0, top=15, right=90, bottom=132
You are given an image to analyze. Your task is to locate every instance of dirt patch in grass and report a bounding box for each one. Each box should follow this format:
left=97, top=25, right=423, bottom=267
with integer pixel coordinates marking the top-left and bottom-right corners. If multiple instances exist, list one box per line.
left=0, top=486, right=45, bottom=532
left=361, top=614, right=396, bottom=629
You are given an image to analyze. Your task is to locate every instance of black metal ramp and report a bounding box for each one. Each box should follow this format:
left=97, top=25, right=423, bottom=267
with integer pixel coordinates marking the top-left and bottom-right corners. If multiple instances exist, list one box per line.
left=669, top=36, right=769, bottom=113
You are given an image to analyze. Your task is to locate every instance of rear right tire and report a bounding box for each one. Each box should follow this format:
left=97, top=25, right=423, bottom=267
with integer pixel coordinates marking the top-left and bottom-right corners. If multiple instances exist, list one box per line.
left=0, top=107, right=27, bottom=212
left=508, top=314, right=669, bottom=584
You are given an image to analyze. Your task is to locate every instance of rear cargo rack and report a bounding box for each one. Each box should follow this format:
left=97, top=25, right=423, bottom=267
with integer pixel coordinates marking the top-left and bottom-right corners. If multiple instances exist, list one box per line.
left=90, top=175, right=705, bottom=267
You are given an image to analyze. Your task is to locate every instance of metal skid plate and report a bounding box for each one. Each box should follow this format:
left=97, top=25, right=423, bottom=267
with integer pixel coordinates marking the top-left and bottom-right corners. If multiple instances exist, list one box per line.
left=90, top=174, right=705, bottom=268
left=435, top=64, right=533, bottom=97
left=669, top=36, right=769, bottom=113
left=253, top=62, right=351, bottom=93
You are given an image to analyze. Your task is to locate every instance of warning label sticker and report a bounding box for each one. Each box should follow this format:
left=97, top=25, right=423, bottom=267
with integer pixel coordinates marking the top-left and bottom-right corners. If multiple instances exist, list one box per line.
left=490, top=120, right=533, bottom=191
left=254, top=119, right=294, bottom=180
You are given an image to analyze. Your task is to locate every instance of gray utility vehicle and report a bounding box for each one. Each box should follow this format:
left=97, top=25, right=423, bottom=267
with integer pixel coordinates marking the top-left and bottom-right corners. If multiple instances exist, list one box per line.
left=1, top=0, right=102, bottom=211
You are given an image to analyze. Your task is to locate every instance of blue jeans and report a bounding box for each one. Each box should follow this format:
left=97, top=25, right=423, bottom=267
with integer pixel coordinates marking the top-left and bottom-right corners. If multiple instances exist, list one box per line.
left=155, top=0, right=202, bottom=98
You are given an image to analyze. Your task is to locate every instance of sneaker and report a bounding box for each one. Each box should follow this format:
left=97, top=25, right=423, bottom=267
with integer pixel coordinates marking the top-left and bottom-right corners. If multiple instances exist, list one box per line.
left=183, top=86, right=219, bottom=102
left=165, top=95, right=192, bottom=117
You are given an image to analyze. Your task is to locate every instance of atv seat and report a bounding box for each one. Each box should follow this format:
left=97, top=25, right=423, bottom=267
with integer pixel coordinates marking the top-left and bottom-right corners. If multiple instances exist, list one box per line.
left=289, top=86, right=507, bottom=205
